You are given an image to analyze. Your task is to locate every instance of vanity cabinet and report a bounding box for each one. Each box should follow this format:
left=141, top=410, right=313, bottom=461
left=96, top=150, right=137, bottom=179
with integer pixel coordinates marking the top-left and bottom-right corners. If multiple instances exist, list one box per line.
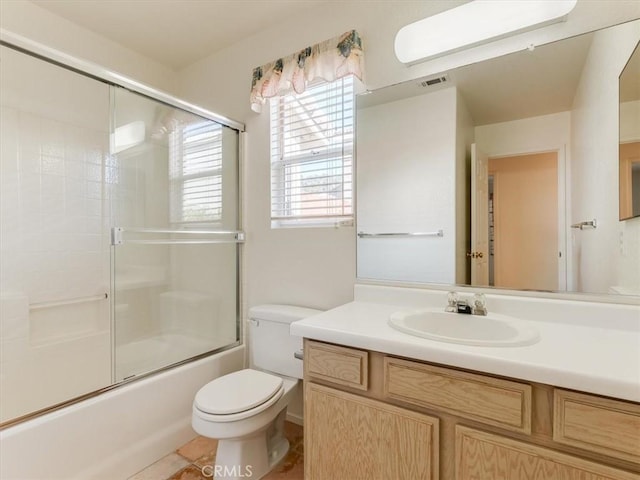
left=456, top=426, right=638, bottom=480
left=384, top=356, right=532, bottom=434
left=553, top=389, right=640, bottom=464
left=305, top=383, right=439, bottom=479
left=306, top=340, right=369, bottom=390
left=303, top=339, right=640, bottom=480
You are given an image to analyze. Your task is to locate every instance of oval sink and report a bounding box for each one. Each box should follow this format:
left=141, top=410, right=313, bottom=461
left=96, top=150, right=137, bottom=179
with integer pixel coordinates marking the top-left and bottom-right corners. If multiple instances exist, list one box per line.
left=388, top=309, right=540, bottom=347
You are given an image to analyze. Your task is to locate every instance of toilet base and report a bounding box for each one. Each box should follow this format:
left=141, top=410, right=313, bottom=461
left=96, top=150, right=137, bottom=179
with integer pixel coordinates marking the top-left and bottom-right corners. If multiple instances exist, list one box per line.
left=210, top=408, right=290, bottom=480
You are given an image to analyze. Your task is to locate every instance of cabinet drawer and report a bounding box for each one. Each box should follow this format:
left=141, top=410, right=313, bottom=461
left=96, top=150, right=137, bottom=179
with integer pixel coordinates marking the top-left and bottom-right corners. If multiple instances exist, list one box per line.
left=553, top=389, right=640, bottom=464
left=305, top=340, right=368, bottom=390
left=457, top=426, right=638, bottom=480
left=384, top=357, right=532, bottom=434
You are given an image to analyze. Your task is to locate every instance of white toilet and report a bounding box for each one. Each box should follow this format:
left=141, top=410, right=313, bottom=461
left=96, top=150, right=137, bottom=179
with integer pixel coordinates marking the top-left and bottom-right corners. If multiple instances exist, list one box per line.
left=192, top=304, right=321, bottom=480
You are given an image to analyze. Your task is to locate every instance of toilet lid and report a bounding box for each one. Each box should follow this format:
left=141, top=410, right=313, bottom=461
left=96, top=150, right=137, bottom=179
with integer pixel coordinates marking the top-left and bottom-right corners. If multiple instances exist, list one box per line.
left=194, top=369, right=284, bottom=415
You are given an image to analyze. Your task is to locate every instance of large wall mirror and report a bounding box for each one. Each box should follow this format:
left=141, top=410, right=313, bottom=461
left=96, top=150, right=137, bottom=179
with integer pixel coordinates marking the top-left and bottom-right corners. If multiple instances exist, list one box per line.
left=357, top=19, right=640, bottom=297
left=619, top=40, right=640, bottom=221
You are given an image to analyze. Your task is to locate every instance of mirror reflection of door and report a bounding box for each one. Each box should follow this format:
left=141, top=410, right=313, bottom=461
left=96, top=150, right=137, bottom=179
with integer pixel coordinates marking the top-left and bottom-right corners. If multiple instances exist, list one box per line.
left=619, top=142, right=640, bottom=219
left=470, top=144, right=489, bottom=285
left=618, top=40, right=639, bottom=221
left=474, top=150, right=560, bottom=291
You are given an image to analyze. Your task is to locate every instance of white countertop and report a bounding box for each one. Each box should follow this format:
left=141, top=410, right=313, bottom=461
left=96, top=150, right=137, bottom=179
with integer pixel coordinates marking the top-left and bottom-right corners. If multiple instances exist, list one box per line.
left=291, top=299, right=640, bottom=403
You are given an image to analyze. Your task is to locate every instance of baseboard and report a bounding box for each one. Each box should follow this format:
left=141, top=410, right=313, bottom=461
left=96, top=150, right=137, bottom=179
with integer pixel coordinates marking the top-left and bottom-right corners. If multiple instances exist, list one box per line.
left=286, top=411, right=304, bottom=426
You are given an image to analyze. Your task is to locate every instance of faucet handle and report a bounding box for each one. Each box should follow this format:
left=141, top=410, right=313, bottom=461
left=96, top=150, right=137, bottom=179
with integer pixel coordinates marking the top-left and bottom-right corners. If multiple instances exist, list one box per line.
left=447, top=291, right=458, bottom=305
left=446, top=291, right=458, bottom=312
left=473, top=293, right=487, bottom=315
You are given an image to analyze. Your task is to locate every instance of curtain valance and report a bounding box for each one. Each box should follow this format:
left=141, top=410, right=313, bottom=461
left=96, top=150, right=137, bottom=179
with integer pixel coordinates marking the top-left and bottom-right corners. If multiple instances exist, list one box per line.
left=250, top=30, right=364, bottom=113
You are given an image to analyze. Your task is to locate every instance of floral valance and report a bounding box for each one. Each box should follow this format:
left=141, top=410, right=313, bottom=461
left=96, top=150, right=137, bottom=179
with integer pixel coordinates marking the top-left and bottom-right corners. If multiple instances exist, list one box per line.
left=250, top=30, right=364, bottom=113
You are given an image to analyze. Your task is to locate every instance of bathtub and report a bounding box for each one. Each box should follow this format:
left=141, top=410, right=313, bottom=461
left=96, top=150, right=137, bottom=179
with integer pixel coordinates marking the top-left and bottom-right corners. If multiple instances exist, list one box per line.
left=0, top=345, right=244, bottom=479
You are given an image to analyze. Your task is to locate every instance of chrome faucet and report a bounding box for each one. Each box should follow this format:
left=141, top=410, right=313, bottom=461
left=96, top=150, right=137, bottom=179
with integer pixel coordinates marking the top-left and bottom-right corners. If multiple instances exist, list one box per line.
left=446, top=291, right=472, bottom=314
left=446, top=291, right=488, bottom=316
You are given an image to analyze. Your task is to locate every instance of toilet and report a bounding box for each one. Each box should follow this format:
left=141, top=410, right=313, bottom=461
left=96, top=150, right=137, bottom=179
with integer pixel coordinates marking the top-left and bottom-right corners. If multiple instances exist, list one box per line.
left=192, top=304, right=321, bottom=480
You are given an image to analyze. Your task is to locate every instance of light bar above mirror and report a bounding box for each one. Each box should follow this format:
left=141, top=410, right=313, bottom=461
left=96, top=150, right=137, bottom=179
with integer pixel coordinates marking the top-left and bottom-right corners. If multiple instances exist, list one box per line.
left=395, top=0, right=578, bottom=64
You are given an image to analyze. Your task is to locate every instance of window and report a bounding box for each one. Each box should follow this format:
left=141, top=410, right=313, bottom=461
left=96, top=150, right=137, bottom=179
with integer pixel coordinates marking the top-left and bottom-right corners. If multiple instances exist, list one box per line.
left=170, top=120, right=223, bottom=225
left=270, top=76, right=354, bottom=227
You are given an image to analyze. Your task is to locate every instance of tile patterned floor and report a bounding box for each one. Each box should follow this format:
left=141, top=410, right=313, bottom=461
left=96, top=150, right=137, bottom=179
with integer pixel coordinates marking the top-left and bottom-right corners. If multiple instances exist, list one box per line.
left=128, top=422, right=304, bottom=480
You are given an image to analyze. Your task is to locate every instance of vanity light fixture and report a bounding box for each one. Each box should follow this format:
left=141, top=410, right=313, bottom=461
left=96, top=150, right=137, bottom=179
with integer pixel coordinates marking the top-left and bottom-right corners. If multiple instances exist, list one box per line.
left=394, top=0, right=578, bottom=64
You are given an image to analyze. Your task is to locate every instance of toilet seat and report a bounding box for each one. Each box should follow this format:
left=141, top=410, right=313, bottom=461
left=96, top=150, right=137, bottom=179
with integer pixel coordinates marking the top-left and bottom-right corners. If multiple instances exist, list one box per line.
left=194, top=369, right=284, bottom=422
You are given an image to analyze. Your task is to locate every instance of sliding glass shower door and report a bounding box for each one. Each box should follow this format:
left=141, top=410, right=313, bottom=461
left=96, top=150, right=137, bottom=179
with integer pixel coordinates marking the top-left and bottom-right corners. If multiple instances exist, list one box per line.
left=0, top=41, right=242, bottom=425
left=0, top=45, right=112, bottom=422
left=110, top=88, right=241, bottom=381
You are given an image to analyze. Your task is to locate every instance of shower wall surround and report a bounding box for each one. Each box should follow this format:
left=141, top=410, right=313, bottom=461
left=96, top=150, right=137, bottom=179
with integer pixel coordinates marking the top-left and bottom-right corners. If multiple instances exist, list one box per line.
left=0, top=43, right=242, bottom=424
left=0, top=46, right=112, bottom=421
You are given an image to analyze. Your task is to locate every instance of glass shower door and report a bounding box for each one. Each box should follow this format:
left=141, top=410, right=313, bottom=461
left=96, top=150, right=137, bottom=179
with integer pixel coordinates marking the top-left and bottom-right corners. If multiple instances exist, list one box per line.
left=110, top=88, right=241, bottom=381
left=0, top=45, right=112, bottom=423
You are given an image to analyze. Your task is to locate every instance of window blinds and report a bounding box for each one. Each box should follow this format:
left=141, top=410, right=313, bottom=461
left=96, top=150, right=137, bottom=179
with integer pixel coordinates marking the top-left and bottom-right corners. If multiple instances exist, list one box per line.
left=270, top=76, right=354, bottom=225
left=170, top=121, right=223, bottom=224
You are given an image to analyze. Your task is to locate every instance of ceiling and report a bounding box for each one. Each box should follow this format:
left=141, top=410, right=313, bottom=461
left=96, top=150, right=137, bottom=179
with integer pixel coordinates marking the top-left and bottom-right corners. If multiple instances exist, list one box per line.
left=30, top=0, right=327, bottom=70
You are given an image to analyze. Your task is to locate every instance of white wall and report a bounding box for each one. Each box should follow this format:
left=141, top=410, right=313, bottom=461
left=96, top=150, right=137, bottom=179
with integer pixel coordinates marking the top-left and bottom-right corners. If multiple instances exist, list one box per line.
left=475, top=112, right=572, bottom=158
left=570, top=20, right=640, bottom=294
left=357, top=88, right=458, bottom=284
left=0, top=0, right=177, bottom=93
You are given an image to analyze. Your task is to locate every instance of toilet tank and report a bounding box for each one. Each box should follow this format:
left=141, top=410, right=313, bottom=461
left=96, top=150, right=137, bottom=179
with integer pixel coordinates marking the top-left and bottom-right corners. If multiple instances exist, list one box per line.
left=248, top=304, right=322, bottom=379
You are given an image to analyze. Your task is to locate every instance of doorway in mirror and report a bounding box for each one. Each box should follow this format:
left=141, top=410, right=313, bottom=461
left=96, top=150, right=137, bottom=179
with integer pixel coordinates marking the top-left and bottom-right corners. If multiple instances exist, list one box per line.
left=471, top=146, right=561, bottom=291
left=488, top=151, right=559, bottom=291
left=619, top=142, right=640, bottom=219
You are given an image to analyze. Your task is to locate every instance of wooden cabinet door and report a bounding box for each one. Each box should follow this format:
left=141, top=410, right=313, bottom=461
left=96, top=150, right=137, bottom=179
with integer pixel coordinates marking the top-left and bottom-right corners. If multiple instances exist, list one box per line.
left=456, top=426, right=638, bottom=480
left=553, top=389, right=640, bottom=464
left=305, top=382, right=439, bottom=480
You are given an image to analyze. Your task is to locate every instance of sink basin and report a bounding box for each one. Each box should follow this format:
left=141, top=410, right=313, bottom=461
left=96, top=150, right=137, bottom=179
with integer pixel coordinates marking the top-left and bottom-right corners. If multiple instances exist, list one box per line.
left=388, top=309, right=540, bottom=347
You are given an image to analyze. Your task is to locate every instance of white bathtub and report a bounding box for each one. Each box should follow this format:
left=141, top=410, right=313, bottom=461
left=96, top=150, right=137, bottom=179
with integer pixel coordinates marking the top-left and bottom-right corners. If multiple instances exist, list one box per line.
left=0, top=345, right=244, bottom=480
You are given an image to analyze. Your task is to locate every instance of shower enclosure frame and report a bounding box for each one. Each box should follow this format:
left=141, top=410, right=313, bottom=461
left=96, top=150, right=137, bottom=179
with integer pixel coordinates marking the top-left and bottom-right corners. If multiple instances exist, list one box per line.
left=0, top=29, right=246, bottom=429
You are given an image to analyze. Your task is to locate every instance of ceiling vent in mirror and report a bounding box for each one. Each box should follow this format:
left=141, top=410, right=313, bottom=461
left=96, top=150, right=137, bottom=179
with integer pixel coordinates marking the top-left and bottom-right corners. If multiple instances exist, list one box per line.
left=419, top=74, right=449, bottom=88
